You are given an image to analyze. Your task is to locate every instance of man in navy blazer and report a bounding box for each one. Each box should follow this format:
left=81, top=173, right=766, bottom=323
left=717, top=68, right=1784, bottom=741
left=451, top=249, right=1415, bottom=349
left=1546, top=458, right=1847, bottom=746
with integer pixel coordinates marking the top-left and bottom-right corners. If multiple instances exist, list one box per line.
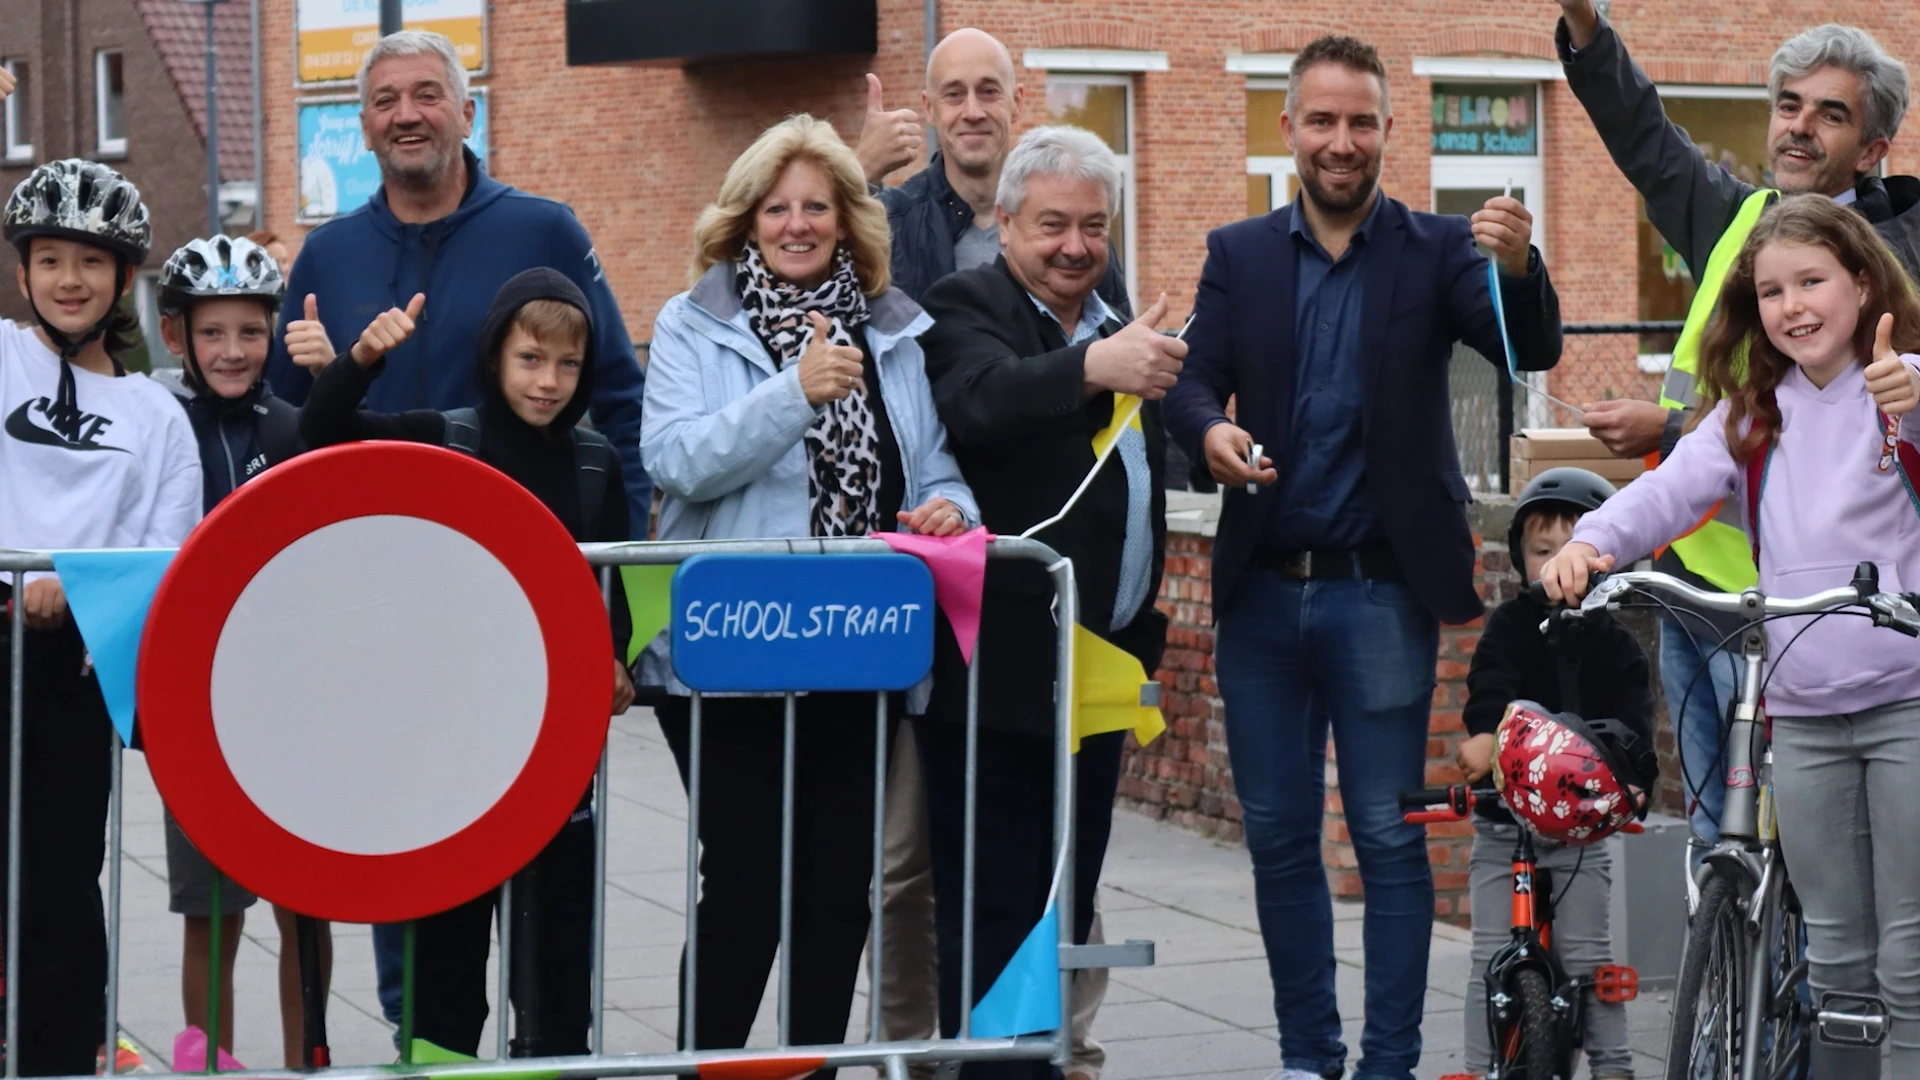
left=1162, top=36, right=1561, bottom=1080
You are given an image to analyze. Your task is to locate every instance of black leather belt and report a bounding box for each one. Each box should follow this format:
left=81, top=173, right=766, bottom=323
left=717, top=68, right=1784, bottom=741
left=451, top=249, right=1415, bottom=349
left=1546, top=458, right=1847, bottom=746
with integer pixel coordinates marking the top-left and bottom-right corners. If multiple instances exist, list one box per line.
left=1260, top=544, right=1403, bottom=581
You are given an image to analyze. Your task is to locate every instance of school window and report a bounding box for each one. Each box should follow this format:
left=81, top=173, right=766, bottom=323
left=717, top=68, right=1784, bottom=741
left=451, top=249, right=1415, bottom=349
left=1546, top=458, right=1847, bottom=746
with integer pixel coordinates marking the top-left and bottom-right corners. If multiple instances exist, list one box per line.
left=95, top=50, right=126, bottom=156
left=1636, top=89, right=1771, bottom=368
left=2, top=59, right=30, bottom=163
left=1044, top=75, right=1137, bottom=306
left=1245, top=80, right=1296, bottom=217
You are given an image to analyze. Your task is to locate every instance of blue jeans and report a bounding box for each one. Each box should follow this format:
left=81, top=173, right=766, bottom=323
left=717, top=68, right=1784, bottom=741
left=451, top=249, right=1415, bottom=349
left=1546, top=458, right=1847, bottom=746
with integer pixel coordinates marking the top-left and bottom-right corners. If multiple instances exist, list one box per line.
left=1660, top=617, right=1739, bottom=845
left=375, top=922, right=406, bottom=1041
left=1217, top=569, right=1439, bottom=1080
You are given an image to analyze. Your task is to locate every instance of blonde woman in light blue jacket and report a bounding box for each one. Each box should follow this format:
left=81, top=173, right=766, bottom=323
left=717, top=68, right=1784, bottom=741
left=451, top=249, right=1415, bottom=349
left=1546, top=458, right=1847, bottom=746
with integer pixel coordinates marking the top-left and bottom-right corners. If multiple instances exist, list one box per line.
left=636, top=114, right=976, bottom=1068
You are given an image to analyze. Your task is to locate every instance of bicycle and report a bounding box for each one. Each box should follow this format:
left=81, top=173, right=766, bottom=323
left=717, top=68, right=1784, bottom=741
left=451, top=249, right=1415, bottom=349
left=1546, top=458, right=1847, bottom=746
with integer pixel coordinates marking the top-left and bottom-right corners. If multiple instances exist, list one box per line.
left=1542, top=563, right=1920, bottom=1080
left=1402, top=783, right=1642, bottom=1080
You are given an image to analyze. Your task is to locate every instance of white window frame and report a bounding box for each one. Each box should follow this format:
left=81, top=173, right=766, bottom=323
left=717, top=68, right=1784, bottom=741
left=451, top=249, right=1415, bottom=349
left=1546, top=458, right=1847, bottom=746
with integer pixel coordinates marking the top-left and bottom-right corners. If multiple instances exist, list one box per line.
left=95, top=50, right=126, bottom=156
left=1412, top=57, right=1566, bottom=82
left=1657, top=84, right=1770, bottom=101
left=1225, top=52, right=1296, bottom=76
left=1039, top=71, right=1138, bottom=309
left=2, top=59, right=29, bottom=163
left=1244, top=76, right=1294, bottom=214
left=1023, top=49, right=1167, bottom=74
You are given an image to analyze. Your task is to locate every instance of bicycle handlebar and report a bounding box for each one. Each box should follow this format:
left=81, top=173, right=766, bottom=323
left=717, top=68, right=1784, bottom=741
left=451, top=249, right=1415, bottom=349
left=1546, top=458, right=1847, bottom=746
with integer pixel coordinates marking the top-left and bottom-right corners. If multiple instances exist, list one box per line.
left=1528, top=565, right=1920, bottom=638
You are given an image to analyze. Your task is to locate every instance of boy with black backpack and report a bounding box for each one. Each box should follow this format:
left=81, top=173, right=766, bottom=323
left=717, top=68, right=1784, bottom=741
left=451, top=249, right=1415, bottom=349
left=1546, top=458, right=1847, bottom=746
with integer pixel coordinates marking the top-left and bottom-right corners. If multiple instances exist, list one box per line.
left=152, top=234, right=337, bottom=1069
left=296, top=266, right=632, bottom=1058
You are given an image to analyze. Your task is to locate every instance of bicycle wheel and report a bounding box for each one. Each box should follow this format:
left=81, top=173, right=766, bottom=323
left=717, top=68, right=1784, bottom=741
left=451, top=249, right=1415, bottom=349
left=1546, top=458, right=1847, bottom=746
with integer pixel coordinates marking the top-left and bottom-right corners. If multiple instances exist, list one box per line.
left=1665, top=874, right=1748, bottom=1080
left=1759, top=879, right=1812, bottom=1080
left=1505, top=967, right=1563, bottom=1080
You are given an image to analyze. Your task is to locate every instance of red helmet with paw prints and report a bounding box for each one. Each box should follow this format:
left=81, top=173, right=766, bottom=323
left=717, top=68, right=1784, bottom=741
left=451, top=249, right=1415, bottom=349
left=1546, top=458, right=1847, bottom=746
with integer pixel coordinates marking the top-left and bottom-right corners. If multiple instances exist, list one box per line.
left=1492, top=700, right=1640, bottom=846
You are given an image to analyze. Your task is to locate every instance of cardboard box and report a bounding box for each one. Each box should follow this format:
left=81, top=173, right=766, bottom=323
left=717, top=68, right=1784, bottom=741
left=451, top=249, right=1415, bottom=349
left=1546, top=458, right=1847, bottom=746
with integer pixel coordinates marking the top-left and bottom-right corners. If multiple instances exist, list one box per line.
left=1509, top=454, right=1647, bottom=496
left=1511, top=427, right=1611, bottom=461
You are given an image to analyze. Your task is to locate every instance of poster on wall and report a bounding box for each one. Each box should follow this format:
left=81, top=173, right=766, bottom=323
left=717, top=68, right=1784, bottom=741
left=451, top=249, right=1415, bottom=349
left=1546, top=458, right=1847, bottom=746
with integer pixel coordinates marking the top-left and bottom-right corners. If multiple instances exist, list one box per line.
left=296, top=0, right=486, bottom=86
left=296, top=87, right=488, bottom=224
left=1430, top=83, right=1538, bottom=156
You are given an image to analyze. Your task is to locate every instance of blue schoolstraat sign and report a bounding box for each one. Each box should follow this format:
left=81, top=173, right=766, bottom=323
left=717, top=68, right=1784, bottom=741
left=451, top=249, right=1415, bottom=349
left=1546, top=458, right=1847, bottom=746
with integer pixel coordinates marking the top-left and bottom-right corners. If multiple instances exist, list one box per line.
left=669, top=553, right=936, bottom=692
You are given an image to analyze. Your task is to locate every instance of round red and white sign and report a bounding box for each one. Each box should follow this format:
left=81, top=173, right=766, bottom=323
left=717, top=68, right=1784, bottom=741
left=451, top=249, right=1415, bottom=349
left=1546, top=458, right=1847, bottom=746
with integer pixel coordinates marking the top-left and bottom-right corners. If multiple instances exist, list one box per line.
left=140, top=442, right=613, bottom=923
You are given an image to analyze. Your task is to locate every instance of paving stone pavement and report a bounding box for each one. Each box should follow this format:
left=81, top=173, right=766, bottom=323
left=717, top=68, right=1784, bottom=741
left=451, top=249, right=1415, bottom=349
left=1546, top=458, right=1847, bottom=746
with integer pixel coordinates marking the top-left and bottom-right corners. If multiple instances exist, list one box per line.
left=102, top=708, right=1679, bottom=1078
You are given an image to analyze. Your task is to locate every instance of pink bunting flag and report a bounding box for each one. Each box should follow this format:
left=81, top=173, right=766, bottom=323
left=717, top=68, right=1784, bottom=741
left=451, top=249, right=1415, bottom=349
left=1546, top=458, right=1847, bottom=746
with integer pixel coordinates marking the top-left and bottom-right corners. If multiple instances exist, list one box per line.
left=878, top=526, right=990, bottom=664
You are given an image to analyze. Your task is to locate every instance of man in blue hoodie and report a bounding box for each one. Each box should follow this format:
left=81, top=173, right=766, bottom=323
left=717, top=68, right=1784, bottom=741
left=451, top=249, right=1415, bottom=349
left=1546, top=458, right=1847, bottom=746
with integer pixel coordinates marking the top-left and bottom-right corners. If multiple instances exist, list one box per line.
left=269, top=29, right=649, bottom=532
left=269, top=30, right=648, bottom=1037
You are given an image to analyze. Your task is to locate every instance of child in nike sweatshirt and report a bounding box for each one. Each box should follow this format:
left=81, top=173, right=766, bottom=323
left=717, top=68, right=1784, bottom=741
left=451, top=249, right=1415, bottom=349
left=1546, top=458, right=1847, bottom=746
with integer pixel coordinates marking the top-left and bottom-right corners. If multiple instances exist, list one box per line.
left=1, top=159, right=199, bottom=1075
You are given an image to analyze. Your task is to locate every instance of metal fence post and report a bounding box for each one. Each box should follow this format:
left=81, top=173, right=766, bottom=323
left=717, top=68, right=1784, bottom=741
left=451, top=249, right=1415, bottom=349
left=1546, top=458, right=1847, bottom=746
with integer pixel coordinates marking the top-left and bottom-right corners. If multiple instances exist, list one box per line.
left=6, top=569, right=24, bottom=1080
left=1048, top=558, right=1079, bottom=1068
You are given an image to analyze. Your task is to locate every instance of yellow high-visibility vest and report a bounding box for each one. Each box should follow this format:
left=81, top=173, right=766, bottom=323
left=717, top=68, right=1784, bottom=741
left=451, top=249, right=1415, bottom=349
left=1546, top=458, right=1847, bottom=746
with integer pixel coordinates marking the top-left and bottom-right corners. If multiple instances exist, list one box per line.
left=1655, top=189, right=1775, bottom=592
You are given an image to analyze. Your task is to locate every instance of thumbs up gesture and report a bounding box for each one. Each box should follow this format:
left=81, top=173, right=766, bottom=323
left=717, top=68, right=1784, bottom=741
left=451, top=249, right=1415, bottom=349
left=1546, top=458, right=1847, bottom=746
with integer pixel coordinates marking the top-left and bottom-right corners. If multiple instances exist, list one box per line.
left=1084, top=293, right=1189, bottom=400
left=796, top=310, right=867, bottom=405
left=283, top=293, right=338, bottom=374
left=1865, top=312, right=1920, bottom=415
left=853, top=73, right=924, bottom=185
left=350, top=293, right=426, bottom=366
left=0, top=65, right=15, bottom=101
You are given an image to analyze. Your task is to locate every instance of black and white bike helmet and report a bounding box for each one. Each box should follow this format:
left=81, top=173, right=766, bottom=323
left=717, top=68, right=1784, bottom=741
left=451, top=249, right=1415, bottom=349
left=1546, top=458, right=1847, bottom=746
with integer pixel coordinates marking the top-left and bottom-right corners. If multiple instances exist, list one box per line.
left=159, top=236, right=285, bottom=315
left=5, top=158, right=151, bottom=265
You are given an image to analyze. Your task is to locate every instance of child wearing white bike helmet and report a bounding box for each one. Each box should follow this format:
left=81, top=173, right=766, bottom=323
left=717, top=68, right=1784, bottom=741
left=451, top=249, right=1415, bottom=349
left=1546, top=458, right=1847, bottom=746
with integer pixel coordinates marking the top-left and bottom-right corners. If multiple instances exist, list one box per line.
left=1543, top=194, right=1920, bottom=1076
left=1446, top=467, right=1657, bottom=1080
left=152, top=234, right=336, bottom=1068
left=1, top=157, right=200, bottom=1075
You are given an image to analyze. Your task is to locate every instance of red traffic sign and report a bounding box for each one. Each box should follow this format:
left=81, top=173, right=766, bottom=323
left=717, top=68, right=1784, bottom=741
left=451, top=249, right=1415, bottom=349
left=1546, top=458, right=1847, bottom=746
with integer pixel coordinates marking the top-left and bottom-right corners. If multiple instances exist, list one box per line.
left=140, top=442, right=612, bottom=923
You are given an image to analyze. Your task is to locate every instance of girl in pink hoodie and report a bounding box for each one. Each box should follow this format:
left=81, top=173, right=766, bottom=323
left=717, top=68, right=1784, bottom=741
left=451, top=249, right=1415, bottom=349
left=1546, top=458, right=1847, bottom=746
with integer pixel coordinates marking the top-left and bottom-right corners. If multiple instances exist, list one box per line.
left=1541, top=194, right=1920, bottom=1075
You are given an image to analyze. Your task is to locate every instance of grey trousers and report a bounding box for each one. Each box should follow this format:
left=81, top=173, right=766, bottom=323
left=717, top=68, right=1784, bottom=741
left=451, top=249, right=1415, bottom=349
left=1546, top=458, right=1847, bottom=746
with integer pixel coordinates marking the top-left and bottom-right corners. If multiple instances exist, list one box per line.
left=1773, top=700, right=1920, bottom=1078
left=1465, top=821, right=1632, bottom=1078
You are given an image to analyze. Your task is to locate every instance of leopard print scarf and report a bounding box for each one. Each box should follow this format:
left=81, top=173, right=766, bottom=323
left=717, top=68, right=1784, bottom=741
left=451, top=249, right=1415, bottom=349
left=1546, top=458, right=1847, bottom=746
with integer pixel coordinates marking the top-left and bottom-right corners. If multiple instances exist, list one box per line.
left=737, top=245, right=884, bottom=537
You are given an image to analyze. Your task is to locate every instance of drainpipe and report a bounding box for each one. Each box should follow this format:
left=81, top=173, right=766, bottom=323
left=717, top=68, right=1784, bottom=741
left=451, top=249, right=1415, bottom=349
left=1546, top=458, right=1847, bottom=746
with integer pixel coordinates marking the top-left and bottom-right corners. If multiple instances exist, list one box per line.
left=251, top=0, right=263, bottom=229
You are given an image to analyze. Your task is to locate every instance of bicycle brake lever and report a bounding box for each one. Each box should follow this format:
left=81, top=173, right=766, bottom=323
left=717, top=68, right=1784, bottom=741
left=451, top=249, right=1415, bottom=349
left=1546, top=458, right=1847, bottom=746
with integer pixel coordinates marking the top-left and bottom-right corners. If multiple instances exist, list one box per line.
left=1867, top=592, right=1920, bottom=637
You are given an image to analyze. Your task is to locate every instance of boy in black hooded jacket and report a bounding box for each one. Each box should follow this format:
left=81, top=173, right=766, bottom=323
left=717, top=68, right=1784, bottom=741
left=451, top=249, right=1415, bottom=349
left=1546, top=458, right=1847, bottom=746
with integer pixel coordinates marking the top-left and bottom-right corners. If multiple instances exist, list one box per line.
left=300, top=266, right=633, bottom=1058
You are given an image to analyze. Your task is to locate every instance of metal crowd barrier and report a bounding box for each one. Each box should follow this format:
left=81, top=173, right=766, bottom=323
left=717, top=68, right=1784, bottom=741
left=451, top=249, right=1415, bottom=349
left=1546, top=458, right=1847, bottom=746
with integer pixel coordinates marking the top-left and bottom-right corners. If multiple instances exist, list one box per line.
left=1, top=535, right=1152, bottom=1079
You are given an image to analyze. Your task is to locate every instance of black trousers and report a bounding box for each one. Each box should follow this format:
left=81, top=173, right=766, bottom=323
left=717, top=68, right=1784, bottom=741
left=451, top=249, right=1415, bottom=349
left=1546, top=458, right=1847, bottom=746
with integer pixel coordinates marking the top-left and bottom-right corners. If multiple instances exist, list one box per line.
left=655, top=694, right=892, bottom=1078
left=411, top=806, right=595, bottom=1059
left=917, top=719, right=1126, bottom=1080
left=0, top=620, right=112, bottom=1077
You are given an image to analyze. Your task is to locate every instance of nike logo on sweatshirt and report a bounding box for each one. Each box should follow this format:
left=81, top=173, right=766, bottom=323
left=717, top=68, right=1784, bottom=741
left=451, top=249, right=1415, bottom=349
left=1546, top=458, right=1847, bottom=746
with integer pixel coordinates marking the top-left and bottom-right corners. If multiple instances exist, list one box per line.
left=5, top=397, right=128, bottom=453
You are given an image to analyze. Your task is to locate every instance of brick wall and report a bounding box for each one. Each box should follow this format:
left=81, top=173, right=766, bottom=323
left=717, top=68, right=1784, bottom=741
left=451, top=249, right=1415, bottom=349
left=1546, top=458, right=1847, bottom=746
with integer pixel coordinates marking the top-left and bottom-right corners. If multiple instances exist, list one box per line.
left=0, top=0, right=222, bottom=325
left=1126, top=496, right=1676, bottom=925
left=252, top=0, right=1920, bottom=372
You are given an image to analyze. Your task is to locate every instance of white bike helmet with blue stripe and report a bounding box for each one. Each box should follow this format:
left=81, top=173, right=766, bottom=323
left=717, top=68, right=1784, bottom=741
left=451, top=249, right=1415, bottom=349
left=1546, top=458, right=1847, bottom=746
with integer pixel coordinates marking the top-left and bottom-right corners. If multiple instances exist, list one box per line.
left=159, top=236, right=285, bottom=315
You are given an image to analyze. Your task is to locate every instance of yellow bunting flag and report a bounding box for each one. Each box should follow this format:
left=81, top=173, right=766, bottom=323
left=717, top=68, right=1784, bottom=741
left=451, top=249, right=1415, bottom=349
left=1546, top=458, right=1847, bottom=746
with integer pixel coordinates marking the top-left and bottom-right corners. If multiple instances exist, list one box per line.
left=1091, top=393, right=1144, bottom=459
left=619, top=563, right=677, bottom=665
left=1070, top=622, right=1166, bottom=754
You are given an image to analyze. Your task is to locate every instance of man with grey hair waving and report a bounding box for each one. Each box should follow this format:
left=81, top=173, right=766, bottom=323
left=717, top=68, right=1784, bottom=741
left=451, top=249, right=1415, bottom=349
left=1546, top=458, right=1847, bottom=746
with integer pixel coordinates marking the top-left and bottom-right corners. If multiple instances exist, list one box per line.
left=1553, top=2, right=1920, bottom=921
left=916, top=125, right=1177, bottom=1079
